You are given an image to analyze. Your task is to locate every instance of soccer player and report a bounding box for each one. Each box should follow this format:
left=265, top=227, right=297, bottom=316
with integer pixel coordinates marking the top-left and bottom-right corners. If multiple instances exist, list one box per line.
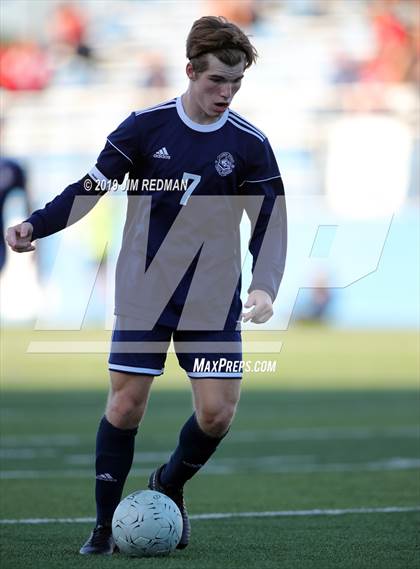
left=6, top=16, right=287, bottom=554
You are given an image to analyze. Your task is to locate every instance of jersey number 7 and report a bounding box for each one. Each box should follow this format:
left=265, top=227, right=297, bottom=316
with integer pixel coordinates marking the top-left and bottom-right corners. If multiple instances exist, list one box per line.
left=180, top=172, right=201, bottom=206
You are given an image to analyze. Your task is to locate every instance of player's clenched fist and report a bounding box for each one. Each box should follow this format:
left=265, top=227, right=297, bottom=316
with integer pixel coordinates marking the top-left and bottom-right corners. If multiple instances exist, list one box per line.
left=6, top=222, right=35, bottom=253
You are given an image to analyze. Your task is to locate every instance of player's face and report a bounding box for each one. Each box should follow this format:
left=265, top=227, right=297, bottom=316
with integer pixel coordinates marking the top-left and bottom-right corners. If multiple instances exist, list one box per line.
left=187, top=54, right=245, bottom=121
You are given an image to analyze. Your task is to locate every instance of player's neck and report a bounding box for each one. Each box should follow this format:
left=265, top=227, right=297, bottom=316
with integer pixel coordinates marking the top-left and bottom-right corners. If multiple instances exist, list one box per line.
left=181, top=92, right=220, bottom=125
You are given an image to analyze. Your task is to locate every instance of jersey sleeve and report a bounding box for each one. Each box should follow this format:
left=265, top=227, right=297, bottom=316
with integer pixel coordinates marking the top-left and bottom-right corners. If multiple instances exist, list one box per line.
left=241, top=138, right=287, bottom=302
left=89, top=112, right=138, bottom=184
left=26, top=113, right=139, bottom=240
left=241, top=136, right=281, bottom=185
left=25, top=174, right=105, bottom=240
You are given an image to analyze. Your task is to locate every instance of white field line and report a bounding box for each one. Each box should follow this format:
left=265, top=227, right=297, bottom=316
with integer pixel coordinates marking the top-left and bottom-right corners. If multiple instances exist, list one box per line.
left=0, top=452, right=314, bottom=465
left=0, top=425, right=418, bottom=447
left=230, top=426, right=420, bottom=442
left=0, top=435, right=82, bottom=447
left=1, top=457, right=419, bottom=479
left=1, top=506, right=419, bottom=525
left=0, top=450, right=171, bottom=463
left=64, top=453, right=315, bottom=466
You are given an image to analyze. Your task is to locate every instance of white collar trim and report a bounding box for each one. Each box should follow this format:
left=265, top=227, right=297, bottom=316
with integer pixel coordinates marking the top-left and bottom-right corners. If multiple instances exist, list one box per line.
left=176, top=96, right=228, bottom=132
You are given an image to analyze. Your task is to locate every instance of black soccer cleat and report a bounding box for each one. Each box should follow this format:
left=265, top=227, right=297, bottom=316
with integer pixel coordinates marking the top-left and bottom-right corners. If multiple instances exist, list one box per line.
left=79, top=524, right=117, bottom=555
left=148, top=465, right=191, bottom=550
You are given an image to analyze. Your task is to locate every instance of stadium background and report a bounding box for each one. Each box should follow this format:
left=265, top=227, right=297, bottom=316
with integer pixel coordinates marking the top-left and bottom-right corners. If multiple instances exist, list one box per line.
left=0, top=1, right=419, bottom=568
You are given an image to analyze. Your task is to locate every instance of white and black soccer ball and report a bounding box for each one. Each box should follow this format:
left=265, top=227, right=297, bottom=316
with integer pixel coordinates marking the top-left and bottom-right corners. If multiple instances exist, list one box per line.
left=112, top=490, right=182, bottom=557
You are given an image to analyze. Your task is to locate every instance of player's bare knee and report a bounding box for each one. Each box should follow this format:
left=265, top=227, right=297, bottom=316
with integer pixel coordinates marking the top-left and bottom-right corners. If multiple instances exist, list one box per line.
left=106, top=391, right=147, bottom=429
left=106, top=371, right=152, bottom=428
left=196, top=404, right=236, bottom=437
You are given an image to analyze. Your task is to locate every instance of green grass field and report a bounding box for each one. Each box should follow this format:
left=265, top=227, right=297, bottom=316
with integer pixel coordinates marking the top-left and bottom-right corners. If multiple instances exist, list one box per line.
left=0, top=327, right=419, bottom=569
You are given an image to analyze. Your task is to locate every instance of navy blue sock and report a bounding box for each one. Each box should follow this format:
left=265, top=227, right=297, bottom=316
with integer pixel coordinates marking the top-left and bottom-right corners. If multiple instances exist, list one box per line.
left=160, top=413, right=226, bottom=489
left=95, top=416, right=138, bottom=526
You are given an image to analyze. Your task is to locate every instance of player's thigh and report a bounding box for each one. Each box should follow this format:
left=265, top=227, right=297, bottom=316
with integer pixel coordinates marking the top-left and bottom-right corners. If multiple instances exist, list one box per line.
left=108, top=316, right=172, bottom=378
left=109, top=370, right=154, bottom=402
left=174, top=329, right=242, bottom=381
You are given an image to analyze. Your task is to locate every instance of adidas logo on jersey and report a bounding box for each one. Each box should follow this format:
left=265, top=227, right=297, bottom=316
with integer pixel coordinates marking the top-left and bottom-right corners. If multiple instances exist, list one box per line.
left=153, top=147, right=171, bottom=159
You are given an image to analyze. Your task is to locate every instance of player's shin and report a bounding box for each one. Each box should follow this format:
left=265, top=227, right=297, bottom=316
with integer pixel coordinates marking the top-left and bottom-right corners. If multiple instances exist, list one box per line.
left=95, top=416, right=138, bottom=526
left=160, top=412, right=227, bottom=489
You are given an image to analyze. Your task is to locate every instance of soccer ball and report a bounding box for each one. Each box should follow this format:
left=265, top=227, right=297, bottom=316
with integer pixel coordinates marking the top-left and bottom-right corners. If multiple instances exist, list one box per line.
left=112, top=489, right=182, bottom=557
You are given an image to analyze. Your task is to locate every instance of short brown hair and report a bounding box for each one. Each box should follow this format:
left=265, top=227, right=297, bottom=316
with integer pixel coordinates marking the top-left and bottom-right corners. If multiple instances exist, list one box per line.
left=186, top=16, right=258, bottom=73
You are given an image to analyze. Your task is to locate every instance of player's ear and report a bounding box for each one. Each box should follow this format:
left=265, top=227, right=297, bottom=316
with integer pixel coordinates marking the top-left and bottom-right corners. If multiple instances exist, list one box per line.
left=186, top=61, right=196, bottom=81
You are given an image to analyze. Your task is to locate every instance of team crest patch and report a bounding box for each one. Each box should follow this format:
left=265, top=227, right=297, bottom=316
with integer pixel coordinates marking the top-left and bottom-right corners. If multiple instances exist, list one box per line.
left=215, top=152, right=235, bottom=177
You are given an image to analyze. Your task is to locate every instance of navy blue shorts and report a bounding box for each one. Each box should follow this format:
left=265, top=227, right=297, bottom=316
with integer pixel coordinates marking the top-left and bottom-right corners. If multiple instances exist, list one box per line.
left=108, top=317, right=242, bottom=379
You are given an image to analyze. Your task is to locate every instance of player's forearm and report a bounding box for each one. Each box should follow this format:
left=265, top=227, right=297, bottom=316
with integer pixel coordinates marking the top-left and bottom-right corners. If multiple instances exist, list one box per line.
left=26, top=174, right=104, bottom=240
left=248, top=245, right=287, bottom=302
left=248, top=195, right=287, bottom=303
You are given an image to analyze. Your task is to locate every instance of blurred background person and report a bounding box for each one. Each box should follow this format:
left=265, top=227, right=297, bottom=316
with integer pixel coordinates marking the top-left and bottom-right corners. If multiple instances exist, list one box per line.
left=0, top=155, right=28, bottom=271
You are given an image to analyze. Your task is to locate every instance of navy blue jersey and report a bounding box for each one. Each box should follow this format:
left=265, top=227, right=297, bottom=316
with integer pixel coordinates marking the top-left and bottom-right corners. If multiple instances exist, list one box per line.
left=27, top=97, right=287, bottom=329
